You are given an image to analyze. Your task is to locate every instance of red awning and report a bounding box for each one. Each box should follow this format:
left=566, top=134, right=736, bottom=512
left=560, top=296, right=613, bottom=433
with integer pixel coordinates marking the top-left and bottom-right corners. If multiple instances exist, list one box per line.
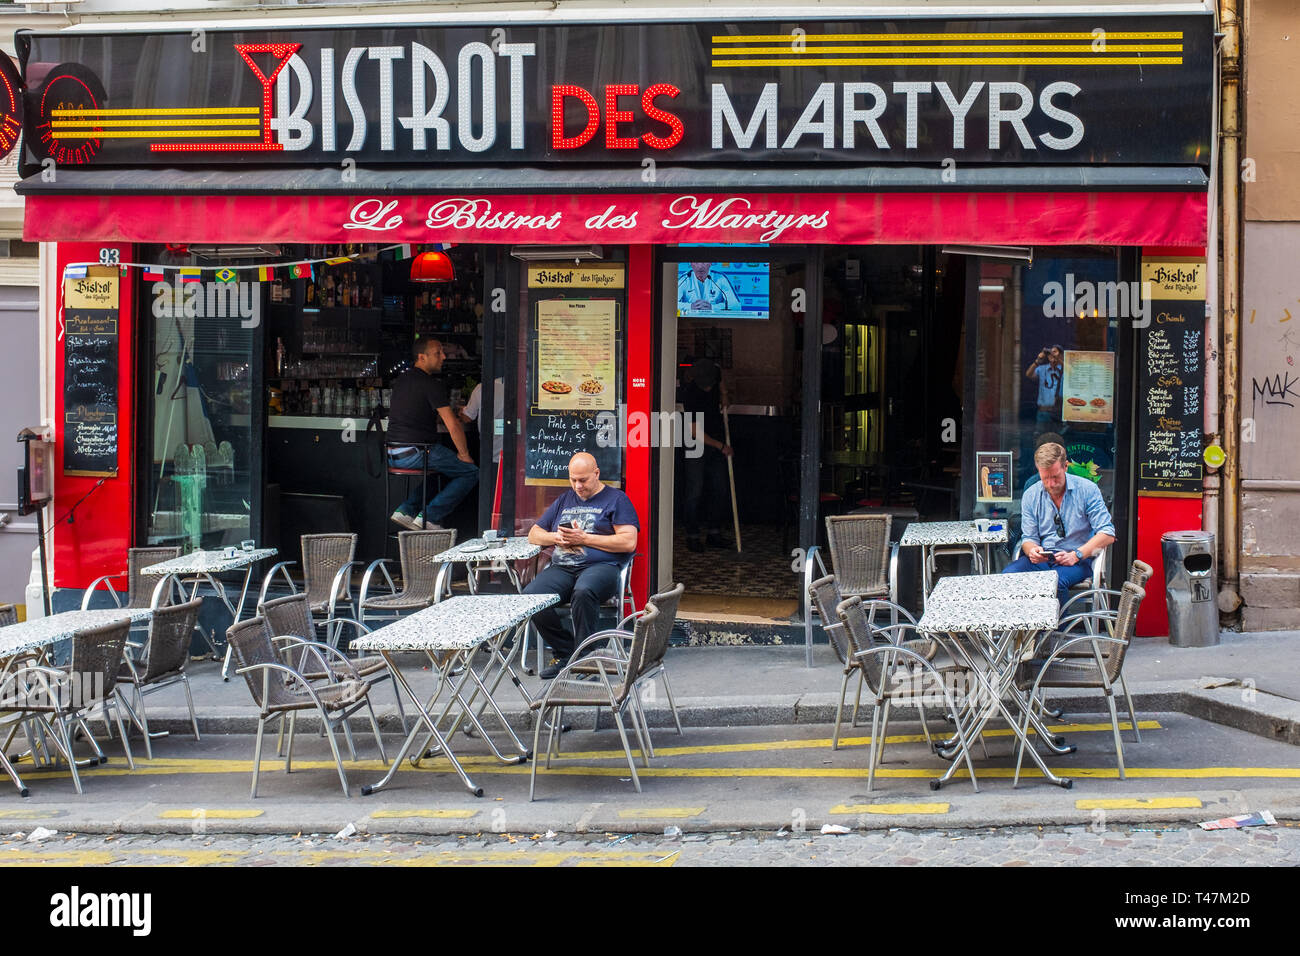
left=23, top=190, right=1207, bottom=247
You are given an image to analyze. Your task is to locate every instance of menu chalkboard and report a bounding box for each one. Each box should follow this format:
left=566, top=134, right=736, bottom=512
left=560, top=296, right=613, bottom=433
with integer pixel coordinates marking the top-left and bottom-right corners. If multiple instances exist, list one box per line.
left=1136, top=304, right=1205, bottom=497
left=63, top=276, right=120, bottom=476
left=525, top=296, right=623, bottom=486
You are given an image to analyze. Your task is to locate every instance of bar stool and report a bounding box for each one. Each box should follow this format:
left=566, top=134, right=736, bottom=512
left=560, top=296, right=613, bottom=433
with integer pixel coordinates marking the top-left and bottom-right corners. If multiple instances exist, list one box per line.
left=383, top=442, right=442, bottom=552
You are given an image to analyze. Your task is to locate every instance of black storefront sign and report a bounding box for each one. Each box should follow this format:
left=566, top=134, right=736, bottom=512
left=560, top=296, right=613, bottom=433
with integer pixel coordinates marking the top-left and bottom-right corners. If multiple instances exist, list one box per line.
left=18, top=14, right=1212, bottom=172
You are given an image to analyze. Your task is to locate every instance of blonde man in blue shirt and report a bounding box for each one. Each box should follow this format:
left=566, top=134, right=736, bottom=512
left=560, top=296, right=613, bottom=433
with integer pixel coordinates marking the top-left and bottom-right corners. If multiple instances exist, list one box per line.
left=1003, top=442, right=1116, bottom=604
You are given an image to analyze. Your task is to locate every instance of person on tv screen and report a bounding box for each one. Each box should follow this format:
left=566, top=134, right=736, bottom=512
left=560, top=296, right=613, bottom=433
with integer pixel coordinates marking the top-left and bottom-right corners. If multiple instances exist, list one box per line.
left=678, top=262, right=741, bottom=312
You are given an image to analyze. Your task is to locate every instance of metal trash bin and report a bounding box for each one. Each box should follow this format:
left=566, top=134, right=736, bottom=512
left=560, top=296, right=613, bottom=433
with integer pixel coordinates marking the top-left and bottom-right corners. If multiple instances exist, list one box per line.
left=1161, top=530, right=1218, bottom=647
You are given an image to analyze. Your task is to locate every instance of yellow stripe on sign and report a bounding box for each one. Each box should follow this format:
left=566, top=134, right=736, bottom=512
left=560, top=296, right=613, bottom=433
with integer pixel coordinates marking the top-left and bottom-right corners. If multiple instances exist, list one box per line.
left=1076, top=798, right=1203, bottom=810
left=830, top=803, right=950, bottom=815
left=617, top=807, right=706, bottom=819
left=52, top=130, right=262, bottom=139
left=158, top=809, right=264, bottom=819
left=0, top=809, right=62, bottom=819
left=710, top=32, right=1184, bottom=43
left=53, top=119, right=263, bottom=128
left=370, top=809, right=477, bottom=819
left=51, top=107, right=262, bottom=116
left=711, top=57, right=1182, bottom=68
left=712, top=44, right=1183, bottom=55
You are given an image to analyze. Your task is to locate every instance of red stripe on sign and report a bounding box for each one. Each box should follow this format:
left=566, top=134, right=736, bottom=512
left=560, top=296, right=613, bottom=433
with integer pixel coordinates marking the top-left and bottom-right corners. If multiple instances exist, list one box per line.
left=23, top=191, right=1208, bottom=247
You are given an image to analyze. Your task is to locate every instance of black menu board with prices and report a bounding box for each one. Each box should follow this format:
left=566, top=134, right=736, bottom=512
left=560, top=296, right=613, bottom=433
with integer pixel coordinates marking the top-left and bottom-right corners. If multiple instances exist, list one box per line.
left=524, top=274, right=625, bottom=487
left=62, top=273, right=120, bottom=477
left=1136, top=257, right=1207, bottom=497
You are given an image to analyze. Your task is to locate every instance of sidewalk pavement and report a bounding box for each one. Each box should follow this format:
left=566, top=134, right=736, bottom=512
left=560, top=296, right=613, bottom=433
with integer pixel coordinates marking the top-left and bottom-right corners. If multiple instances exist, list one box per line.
left=137, top=628, right=1300, bottom=744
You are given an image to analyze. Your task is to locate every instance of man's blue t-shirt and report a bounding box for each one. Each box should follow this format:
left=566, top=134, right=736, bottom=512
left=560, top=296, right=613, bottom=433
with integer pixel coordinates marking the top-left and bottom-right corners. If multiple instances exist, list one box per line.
left=1032, top=364, right=1062, bottom=408
left=536, top=486, right=640, bottom=568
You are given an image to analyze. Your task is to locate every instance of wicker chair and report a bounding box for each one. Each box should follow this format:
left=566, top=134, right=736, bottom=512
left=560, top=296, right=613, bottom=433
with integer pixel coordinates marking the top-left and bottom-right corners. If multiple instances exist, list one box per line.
left=116, top=598, right=204, bottom=759
left=528, top=602, right=662, bottom=800
left=0, top=605, right=17, bottom=627
left=809, top=574, right=942, bottom=750
left=81, top=546, right=182, bottom=611
left=357, top=529, right=456, bottom=628
left=261, top=592, right=407, bottom=736
left=825, top=515, right=898, bottom=605
left=0, top=619, right=136, bottom=795
left=568, top=582, right=686, bottom=745
left=226, top=615, right=386, bottom=798
left=258, top=534, right=359, bottom=642
left=835, top=594, right=981, bottom=792
left=1015, top=582, right=1146, bottom=783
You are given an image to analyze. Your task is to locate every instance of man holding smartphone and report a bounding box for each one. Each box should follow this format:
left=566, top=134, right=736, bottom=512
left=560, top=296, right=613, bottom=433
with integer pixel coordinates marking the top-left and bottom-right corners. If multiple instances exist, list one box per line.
left=1003, top=442, right=1116, bottom=604
left=526, top=452, right=639, bottom=679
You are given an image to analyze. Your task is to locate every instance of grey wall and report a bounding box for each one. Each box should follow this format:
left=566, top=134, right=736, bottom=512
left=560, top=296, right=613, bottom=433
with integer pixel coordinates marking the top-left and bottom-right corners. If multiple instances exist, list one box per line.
left=0, top=285, right=40, bottom=606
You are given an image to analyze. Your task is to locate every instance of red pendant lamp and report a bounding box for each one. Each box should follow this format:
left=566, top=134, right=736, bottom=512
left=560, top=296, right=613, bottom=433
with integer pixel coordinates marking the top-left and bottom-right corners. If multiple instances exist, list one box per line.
left=410, top=249, right=455, bottom=282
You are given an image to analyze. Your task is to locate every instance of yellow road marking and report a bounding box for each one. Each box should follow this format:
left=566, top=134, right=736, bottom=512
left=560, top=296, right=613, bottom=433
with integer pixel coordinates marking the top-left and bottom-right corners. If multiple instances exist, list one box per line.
left=0, top=809, right=62, bottom=819
left=617, top=807, right=705, bottom=819
left=158, top=809, right=264, bottom=819
left=370, top=809, right=477, bottom=819
left=1076, top=798, right=1203, bottom=810
left=831, top=803, right=950, bottom=815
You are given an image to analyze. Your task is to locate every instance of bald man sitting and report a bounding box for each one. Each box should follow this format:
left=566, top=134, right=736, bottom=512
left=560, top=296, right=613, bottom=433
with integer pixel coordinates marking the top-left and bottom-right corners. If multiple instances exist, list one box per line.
left=525, top=453, right=640, bottom=679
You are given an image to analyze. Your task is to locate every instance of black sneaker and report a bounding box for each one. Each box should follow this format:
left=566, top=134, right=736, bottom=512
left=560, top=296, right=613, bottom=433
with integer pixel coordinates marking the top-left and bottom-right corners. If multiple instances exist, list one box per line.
left=539, top=658, right=570, bottom=680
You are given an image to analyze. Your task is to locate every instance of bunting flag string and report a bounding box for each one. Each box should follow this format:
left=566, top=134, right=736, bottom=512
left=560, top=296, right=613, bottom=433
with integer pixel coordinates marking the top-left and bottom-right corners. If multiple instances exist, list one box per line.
left=59, top=242, right=456, bottom=282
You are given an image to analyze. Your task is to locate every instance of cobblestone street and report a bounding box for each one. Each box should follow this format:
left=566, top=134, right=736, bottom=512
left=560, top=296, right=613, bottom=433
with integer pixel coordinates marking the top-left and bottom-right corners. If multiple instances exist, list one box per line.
left=4, top=824, right=1297, bottom=867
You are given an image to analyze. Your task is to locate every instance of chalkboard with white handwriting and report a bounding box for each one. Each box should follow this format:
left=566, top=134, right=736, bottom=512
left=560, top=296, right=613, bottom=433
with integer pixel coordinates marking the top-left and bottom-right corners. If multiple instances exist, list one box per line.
left=63, top=276, right=120, bottom=476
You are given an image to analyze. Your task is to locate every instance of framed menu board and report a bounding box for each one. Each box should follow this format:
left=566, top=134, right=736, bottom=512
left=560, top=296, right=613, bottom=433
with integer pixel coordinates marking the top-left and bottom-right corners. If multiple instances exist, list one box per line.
left=525, top=297, right=623, bottom=486
left=62, top=274, right=120, bottom=477
left=1136, top=257, right=1207, bottom=497
left=1061, top=350, right=1115, bottom=423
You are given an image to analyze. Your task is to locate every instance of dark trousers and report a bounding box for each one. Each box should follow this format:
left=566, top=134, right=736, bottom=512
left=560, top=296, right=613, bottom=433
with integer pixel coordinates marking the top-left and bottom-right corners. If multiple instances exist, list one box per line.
left=388, top=445, right=479, bottom=523
left=681, top=449, right=728, bottom=535
left=1003, top=554, right=1094, bottom=605
left=523, top=562, right=621, bottom=659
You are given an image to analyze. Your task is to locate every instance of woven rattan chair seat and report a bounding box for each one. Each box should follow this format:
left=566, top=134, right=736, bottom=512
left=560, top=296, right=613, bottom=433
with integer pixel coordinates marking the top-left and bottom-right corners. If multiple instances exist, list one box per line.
left=363, top=593, right=435, bottom=611
left=267, top=678, right=368, bottom=713
left=298, top=656, right=388, bottom=682
left=528, top=676, right=626, bottom=708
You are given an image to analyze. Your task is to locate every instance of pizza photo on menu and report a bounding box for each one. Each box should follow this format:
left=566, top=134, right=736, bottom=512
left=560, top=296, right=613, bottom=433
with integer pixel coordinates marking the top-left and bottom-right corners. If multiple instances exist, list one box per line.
left=541, top=380, right=573, bottom=395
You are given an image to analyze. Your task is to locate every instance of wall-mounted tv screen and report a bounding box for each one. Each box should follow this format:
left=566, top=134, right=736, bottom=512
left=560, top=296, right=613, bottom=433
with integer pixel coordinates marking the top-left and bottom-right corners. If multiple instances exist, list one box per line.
left=676, top=261, right=770, bottom=320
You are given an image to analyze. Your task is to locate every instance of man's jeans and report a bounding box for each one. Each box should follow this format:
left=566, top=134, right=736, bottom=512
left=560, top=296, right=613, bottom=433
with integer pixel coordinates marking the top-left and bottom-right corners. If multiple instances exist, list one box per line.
left=389, top=445, right=478, bottom=523
left=523, top=562, right=621, bottom=660
left=1003, top=553, right=1093, bottom=605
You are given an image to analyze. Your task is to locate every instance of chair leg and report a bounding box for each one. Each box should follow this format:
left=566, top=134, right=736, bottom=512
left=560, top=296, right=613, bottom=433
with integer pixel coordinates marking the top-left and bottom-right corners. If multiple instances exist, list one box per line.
left=364, top=698, right=388, bottom=763
left=182, top=676, right=202, bottom=741
left=832, top=670, right=851, bottom=751
left=285, top=710, right=297, bottom=773
left=112, top=693, right=135, bottom=770
left=850, top=676, right=864, bottom=727
left=659, top=669, right=684, bottom=735
left=321, top=713, right=351, bottom=797
left=1105, top=689, right=1126, bottom=780
left=55, top=717, right=84, bottom=796
left=339, top=710, right=358, bottom=761
left=866, top=703, right=881, bottom=793
left=917, top=700, right=934, bottom=749
left=625, top=694, right=652, bottom=767
left=876, top=698, right=893, bottom=767
left=130, top=689, right=154, bottom=761
left=0, top=750, right=27, bottom=797
left=609, top=704, right=642, bottom=793
left=529, top=708, right=545, bottom=801
left=1120, top=672, right=1141, bottom=742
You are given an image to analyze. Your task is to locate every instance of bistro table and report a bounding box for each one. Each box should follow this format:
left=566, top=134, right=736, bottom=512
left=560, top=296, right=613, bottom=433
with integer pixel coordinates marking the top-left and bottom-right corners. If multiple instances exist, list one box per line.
left=431, top=537, right=542, bottom=595
left=140, top=548, right=277, bottom=676
left=352, top=593, right=558, bottom=797
left=917, top=574, right=1072, bottom=790
left=898, top=520, right=1009, bottom=606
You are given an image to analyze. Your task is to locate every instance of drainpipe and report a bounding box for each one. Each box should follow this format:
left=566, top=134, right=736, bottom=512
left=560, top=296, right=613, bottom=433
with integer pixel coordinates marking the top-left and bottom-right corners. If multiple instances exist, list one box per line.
left=1202, top=8, right=1222, bottom=573
left=1218, top=0, right=1243, bottom=614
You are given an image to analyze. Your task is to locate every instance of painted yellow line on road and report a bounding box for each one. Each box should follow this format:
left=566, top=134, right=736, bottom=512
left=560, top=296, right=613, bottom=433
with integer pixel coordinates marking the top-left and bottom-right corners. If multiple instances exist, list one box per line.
left=552, top=720, right=1164, bottom=761
left=1076, top=798, right=1203, bottom=810
left=617, top=807, right=705, bottom=819
left=158, top=809, right=264, bottom=819
left=830, top=803, right=950, bottom=815
left=370, top=809, right=477, bottom=819
left=0, top=809, right=61, bottom=819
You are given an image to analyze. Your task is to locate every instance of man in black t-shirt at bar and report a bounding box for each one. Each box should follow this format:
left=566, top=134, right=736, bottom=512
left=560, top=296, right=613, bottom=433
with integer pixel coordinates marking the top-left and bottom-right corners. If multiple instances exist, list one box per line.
left=386, top=338, right=478, bottom=530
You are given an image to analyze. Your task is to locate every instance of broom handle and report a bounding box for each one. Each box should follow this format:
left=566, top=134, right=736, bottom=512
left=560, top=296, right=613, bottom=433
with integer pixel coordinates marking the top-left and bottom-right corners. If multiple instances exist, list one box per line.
left=722, top=404, right=742, bottom=553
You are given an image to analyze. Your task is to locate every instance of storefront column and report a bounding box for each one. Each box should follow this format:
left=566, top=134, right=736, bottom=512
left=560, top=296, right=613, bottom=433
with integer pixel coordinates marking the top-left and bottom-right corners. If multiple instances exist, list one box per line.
left=627, top=245, right=654, bottom=605
left=51, top=241, right=135, bottom=591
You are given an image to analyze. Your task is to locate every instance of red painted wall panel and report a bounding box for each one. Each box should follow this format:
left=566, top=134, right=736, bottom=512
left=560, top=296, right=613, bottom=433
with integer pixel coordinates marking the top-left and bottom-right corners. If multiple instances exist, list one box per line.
left=626, top=245, right=653, bottom=606
left=1135, top=494, right=1203, bottom=637
left=52, top=243, right=135, bottom=589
